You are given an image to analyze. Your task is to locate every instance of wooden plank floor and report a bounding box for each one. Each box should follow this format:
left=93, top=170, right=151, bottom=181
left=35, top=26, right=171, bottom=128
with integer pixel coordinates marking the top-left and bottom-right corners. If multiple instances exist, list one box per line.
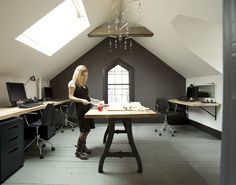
left=3, top=124, right=221, bottom=185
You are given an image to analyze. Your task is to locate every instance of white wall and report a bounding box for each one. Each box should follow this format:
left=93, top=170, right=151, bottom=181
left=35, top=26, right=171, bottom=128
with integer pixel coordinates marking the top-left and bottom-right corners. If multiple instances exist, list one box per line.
left=186, top=75, right=223, bottom=131
left=0, top=76, right=49, bottom=107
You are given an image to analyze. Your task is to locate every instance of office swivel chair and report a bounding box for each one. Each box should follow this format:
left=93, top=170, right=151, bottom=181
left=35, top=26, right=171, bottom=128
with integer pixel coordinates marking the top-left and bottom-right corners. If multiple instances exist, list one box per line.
left=59, top=102, right=76, bottom=133
left=23, top=103, right=56, bottom=159
left=155, top=98, right=177, bottom=137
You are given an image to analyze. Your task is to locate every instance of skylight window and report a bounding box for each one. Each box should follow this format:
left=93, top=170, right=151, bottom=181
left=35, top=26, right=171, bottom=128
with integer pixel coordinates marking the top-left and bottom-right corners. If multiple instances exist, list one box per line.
left=16, top=0, right=90, bottom=56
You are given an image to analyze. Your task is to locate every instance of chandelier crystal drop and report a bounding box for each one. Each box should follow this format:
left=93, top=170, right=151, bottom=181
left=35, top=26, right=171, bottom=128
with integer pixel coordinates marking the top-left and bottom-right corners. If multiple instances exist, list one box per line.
left=107, top=0, right=142, bottom=53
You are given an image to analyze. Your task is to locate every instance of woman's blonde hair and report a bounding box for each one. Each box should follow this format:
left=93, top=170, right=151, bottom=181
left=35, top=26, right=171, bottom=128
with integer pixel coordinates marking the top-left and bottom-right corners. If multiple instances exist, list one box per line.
left=72, top=65, right=88, bottom=86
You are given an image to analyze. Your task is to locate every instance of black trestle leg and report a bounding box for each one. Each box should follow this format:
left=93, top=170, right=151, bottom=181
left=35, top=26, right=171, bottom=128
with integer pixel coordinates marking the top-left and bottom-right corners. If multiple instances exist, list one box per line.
left=98, top=119, right=115, bottom=173
left=125, top=119, right=143, bottom=173
left=99, top=118, right=142, bottom=173
left=103, top=125, right=109, bottom=144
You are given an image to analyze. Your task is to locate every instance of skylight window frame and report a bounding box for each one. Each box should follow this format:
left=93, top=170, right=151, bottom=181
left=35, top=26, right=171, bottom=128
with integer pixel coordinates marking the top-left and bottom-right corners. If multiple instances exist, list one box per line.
left=15, top=0, right=90, bottom=56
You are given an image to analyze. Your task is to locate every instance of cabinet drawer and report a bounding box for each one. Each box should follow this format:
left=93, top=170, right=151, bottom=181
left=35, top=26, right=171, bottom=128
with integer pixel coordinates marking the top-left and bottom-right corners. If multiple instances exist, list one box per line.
left=1, top=143, right=24, bottom=181
left=0, top=117, right=24, bottom=147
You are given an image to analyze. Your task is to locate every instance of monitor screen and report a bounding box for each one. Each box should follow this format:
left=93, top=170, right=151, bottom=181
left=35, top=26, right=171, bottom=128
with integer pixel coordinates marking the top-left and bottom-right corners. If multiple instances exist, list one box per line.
left=6, top=82, right=27, bottom=106
left=44, top=87, right=53, bottom=99
left=187, top=86, right=199, bottom=98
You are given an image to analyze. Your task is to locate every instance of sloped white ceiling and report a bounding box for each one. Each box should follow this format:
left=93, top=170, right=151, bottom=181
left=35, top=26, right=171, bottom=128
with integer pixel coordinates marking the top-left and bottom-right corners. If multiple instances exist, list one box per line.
left=0, top=0, right=222, bottom=80
left=172, top=15, right=222, bottom=73
left=131, top=0, right=222, bottom=78
left=0, top=0, right=112, bottom=80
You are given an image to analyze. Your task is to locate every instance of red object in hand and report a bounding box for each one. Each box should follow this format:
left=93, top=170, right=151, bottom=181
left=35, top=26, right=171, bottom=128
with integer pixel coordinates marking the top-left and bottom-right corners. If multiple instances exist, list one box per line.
left=97, top=104, right=103, bottom=111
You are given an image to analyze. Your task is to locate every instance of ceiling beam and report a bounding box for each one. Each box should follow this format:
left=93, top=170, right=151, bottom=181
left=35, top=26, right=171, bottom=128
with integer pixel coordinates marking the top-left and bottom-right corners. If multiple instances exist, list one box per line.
left=88, top=25, right=154, bottom=37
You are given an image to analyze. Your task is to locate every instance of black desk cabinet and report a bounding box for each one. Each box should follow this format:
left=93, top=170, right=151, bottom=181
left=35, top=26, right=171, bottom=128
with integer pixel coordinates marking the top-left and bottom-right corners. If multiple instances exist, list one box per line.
left=0, top=117, right=24, bottom=183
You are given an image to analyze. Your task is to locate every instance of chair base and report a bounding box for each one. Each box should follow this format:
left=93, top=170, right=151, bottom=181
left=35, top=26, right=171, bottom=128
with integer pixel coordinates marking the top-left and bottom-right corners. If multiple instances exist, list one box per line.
left=24, top=133, right=55, bottom=159
left=155, top=117, right=176, bottom=137
left=61, top=119, right=76, bottom=133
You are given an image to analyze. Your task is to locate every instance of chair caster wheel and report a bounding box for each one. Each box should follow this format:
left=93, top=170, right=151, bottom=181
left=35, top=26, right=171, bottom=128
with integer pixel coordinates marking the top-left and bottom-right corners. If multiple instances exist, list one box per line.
left=72, top=129, right=74, bottom=132
left=42, top=144, right=46, bottom=148
left=159, top=133, right=162, bottom=136
left=40, top=155, right=44, bottom=159
left=98, top=169, right=104, bottom=173
left=171, top=134, right=175, bottom=137
left=51, top=147, right=55, bottom=151
left=155, top=129, right=158, bottom=132
left=174, top=130, right=177, bottom=133
left=137, top=169, right=142, bottom=173
left=163, top=128, right=166, bottom=131
left=61, top=130, right=64, bottom=133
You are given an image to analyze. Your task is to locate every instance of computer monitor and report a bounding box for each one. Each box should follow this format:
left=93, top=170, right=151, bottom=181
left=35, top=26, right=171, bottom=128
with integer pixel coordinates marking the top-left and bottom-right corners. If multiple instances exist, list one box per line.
left=44, top=87, right=53, bottom=100
left=6, top=82, right=27, bottom=106
left=187, top=86, right=199, bottom=99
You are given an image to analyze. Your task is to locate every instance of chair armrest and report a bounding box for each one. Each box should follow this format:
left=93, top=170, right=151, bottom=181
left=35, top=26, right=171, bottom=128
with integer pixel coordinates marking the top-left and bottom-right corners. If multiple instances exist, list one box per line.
left=60, top=104, right=68, bottom=108
left=174, top=104, right=177, bottom=112
left=155, top=104, right=158, bottom=112
left=59, top=104, right=69, bottom=113
left=26, top=112, right=38, bottom=115
left=23, top=115, right=31, bottom=127
left=23, top=111, right=41, bottom=126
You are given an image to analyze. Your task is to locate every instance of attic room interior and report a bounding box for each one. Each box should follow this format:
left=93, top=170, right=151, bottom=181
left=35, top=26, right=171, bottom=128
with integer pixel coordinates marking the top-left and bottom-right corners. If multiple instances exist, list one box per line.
left=0, top=0, right=235, bottom=185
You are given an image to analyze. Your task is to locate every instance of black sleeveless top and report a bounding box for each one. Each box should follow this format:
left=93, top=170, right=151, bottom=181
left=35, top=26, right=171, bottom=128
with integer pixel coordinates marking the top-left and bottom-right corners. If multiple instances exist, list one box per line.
left=74, top=85, right=91, bottom=118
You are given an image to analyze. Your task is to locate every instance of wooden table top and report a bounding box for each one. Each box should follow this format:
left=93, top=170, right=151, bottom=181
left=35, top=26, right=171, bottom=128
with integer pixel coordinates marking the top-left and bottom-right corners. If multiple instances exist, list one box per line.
left=84, top=107, right=158, bottom=119
left=0, top=99, right=70, bottom=121
left=168, top=99, right=221, bottom=107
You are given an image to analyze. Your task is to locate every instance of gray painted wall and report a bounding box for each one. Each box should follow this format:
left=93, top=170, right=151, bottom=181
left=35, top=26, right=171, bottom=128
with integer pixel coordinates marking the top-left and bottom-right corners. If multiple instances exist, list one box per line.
left=50, top=38, right=186, bottom=123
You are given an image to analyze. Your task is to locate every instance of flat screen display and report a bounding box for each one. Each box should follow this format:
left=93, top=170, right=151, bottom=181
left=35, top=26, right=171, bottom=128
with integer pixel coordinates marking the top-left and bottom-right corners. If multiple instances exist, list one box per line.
left=6, top=82, right=27, bottom=106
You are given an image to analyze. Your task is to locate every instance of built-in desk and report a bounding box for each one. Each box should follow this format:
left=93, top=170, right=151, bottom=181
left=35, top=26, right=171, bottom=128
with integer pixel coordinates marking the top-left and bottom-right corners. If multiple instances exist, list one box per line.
left=0, top=99, right=70, bottom=183
left=168, top=99, right=221, bottom=120
left=0, top=100, right=70, bottom=121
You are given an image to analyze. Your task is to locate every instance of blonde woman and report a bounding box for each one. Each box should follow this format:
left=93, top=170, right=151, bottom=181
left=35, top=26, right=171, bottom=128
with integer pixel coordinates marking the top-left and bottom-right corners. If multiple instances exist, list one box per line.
left=68, top=65, right=99, bottom=160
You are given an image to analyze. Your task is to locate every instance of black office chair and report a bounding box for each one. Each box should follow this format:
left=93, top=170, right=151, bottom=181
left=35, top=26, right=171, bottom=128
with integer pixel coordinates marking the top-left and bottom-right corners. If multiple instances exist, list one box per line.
left=155, top=98, right=177, bottom=136
left=59, top=102, right=76, bottom=133
left=24, top=103, right=56, bottom=159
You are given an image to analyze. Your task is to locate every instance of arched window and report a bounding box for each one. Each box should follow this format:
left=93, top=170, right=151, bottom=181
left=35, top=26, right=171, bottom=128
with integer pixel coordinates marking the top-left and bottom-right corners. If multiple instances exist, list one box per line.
left=104, top=59, right=134, bottom=104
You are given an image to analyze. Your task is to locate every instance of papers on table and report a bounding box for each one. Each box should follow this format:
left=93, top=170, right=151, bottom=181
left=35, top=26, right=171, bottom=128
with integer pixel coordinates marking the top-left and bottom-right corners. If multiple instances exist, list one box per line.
left=107, top=102, right=149, bottom=111
left=107, top=104, right=125, bottom=111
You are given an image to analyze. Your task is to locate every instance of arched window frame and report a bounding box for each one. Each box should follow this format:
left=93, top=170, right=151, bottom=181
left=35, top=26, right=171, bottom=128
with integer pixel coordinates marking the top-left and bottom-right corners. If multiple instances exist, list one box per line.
left=103, top=58, right=135, bottom=104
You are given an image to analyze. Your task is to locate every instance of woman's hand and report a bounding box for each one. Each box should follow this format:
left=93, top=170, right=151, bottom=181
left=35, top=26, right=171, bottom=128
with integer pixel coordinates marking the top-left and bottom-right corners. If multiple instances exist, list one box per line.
left=90, top=98, right=100, bottom=102
left=81, top=99, right=91, bottom=105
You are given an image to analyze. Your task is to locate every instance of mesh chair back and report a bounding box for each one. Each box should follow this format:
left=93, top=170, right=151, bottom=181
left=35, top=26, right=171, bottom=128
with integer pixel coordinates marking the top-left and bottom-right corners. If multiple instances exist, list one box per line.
left=41, top=103, right=55, bottom=126
left=156, top=98, right=169, bottom=113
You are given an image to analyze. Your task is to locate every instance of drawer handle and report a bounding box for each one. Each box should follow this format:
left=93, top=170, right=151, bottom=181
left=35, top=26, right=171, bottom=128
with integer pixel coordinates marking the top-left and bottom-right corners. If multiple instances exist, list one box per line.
left=8, top=136, right=18, bottom=142
left=9, top=147, right=18, bottom=154
left=8, top=125, right=18, bottom=130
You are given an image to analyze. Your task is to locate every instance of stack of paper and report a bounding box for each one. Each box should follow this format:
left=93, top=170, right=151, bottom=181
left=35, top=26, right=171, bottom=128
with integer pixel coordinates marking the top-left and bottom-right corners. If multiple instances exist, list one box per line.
left=107, top=102, right=149, bottom=111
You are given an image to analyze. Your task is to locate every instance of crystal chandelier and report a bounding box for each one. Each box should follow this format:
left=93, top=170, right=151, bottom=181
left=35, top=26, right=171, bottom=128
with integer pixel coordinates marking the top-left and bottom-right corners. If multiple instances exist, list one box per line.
left=88, top=0, right=153, bottom=53
left=107, top=0, right=143, bottom=53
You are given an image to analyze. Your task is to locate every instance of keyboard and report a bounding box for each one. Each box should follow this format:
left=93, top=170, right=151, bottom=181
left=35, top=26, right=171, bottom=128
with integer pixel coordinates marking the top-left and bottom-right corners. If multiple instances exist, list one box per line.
left=18, top=102, right=43, bottom=108
left=177, top=97, right=195, bottom=102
